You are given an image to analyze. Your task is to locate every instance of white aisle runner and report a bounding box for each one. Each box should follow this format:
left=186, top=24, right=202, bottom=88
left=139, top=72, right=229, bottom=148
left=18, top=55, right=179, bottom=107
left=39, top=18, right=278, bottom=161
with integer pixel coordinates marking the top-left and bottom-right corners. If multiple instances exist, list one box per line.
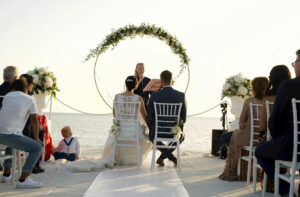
left=84, top=156, right=189, bottom=197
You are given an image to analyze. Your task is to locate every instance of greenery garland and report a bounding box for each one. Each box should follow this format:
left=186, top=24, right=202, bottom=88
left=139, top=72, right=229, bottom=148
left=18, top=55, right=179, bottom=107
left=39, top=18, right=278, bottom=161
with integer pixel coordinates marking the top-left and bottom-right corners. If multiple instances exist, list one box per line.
left=85, top=23, right=190, bottom=110
left=85, top=23, right=190, bottom=75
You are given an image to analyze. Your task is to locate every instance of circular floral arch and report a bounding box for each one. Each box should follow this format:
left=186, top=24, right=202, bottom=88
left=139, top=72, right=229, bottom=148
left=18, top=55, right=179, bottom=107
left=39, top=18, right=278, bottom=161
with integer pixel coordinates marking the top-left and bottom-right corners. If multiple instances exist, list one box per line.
left=85, top=23, right=190, bottom=110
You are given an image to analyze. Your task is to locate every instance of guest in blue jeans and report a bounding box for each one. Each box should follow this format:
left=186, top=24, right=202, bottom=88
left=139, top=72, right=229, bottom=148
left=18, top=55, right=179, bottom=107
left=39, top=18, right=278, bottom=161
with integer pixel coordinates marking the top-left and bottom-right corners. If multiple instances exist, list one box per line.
left=0, top=78, right=43, bottom=188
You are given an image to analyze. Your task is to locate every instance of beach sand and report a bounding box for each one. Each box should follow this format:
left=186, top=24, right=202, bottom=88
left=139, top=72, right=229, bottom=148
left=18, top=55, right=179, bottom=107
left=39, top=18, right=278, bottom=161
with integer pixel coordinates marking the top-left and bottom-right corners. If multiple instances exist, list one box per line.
left=0, top=146, right=278, bottom=197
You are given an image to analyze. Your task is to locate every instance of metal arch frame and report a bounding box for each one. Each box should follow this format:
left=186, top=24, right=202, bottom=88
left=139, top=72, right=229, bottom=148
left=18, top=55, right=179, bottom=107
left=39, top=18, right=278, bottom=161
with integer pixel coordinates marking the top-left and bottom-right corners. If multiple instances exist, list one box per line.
left=94, top=39, right=191, bottom=110
left=93, top=46, right=191, bottom=110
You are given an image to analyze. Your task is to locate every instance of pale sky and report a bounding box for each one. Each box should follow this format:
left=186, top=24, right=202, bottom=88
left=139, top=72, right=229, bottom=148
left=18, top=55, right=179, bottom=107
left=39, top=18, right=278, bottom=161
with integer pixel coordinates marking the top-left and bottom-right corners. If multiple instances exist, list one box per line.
left=1, top=0, right=300, bottom=117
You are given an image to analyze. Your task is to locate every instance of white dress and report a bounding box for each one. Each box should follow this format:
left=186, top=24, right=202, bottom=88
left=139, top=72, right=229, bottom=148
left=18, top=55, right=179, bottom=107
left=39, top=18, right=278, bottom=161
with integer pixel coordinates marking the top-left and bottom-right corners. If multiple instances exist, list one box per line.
left=64, top=94, right=152, bottom=172
left=101, top=94, right=152, bottom=166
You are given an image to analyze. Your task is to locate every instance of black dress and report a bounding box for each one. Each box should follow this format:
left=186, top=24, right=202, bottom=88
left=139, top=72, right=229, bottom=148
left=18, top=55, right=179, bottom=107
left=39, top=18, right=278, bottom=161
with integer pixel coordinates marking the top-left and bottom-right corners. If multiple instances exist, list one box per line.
left=134, top=76, right=151, bottom=105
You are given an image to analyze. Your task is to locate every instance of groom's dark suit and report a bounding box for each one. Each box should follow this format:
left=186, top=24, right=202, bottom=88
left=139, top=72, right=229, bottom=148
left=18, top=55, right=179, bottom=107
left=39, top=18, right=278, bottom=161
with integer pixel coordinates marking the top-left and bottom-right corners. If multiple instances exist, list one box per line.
left=146, top=86, right=187, bottom=160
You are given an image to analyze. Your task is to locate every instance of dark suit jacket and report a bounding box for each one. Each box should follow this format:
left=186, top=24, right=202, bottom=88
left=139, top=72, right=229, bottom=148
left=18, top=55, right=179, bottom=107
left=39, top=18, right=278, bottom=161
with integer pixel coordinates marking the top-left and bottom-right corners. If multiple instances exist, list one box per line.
left=146, top=86, right=187, bottom=141
left=269, top=76, right=300, bottom=160
left=0, top=82, right=10, bottom=109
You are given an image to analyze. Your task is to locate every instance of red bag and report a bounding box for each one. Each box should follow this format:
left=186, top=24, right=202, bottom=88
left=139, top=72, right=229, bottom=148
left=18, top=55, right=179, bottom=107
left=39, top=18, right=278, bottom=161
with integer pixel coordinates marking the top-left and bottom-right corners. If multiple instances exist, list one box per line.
left=38, top=115, right=53, bottom=161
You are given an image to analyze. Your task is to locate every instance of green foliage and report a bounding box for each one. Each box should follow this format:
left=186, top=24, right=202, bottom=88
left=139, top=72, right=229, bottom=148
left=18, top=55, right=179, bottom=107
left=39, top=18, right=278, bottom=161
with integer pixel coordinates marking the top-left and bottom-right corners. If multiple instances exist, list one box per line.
left=85, top=23, right=190, bottom=76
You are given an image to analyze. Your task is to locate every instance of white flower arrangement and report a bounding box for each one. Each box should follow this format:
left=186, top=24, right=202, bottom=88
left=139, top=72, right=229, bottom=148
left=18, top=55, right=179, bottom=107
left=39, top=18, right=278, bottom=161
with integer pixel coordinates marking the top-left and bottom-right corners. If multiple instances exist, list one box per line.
left=110, top=119, right=121, bottom=137
left=221, top=73, right=252, bottom=99
left=171, top=120, right=184, bottom=140
left=27, top=67, right=59, bottom=97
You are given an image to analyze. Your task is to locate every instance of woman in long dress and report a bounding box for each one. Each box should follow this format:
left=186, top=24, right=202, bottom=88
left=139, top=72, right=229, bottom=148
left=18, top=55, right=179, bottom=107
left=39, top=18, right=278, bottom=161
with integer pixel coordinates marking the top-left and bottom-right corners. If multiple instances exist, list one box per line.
left=100, top=75, right=152, bottom=166
left=219, top=77, right=269, bottom=181
left=67, top=76, right=151, bottom=172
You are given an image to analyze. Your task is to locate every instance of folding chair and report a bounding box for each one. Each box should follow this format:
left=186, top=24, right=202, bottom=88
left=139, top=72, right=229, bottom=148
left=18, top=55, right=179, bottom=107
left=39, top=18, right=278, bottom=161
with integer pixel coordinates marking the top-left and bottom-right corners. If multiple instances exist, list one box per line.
left=151, top=102, right=182, bottom=171
left=0, top=145, right=18, bottom=184
left=237, top=103, right=262, bottom=185
left=274, top=98, right=300, bottom=197
left=253, top=101, right=274, bottom=195
left=112, top=101, right=142, bottom=169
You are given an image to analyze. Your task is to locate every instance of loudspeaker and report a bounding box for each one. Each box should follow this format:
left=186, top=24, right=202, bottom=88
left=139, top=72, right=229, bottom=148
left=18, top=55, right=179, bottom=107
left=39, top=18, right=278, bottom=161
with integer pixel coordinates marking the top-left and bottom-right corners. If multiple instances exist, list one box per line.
left=211, top=129, right=227, bottom=156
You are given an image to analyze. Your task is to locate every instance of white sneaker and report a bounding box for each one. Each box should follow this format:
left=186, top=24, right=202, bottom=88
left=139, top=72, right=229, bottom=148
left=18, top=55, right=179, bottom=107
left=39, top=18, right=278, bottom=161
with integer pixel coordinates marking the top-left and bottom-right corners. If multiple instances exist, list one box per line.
left=16, top=176, right=43, bottom=189
left=2, top=174, right=12, bottom=183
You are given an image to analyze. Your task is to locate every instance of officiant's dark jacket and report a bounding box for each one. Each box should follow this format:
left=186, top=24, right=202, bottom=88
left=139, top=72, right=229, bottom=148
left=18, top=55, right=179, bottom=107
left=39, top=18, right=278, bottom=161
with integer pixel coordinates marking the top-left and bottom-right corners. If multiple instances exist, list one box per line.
left=146, top=86, right=187, bottom=141
left=268, top=76, right=300, bottom=160
left=134, top=76, right=151, bottom=105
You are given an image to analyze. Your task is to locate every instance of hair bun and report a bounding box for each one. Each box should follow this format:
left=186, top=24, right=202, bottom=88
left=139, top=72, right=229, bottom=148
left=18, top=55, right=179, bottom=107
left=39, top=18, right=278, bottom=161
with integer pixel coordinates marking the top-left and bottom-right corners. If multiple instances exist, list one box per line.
left=125, top=76, right=137, bottom=91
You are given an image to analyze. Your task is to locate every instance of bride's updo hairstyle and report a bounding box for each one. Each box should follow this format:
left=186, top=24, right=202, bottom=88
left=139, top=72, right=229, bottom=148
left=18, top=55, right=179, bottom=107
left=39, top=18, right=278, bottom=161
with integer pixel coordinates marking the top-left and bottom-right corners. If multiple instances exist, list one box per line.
left=125, top=75, right=137, bottom=91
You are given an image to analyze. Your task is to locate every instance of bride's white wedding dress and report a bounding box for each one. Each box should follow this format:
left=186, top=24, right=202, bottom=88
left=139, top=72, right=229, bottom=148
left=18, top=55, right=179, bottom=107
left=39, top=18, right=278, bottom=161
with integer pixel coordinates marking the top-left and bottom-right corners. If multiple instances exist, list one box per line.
left=64, top=94, right=152, bottom=172
left=101, top=94, right=152, bottom=166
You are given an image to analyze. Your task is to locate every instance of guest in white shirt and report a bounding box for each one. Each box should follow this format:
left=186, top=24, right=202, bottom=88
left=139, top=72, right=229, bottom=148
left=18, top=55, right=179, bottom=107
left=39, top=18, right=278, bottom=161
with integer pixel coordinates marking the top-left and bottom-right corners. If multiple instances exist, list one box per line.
left=0, top=78, right=43, bottom=188
left=53, top=126, right=80, bottom=161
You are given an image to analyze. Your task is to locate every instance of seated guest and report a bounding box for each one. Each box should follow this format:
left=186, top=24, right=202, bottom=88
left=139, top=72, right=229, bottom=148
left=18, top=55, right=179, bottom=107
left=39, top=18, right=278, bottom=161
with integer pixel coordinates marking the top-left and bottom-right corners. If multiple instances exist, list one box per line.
left=259, top=65, right=291, bottom=142
left=20, top=74, right=45, bottom=174
left=258, top=65, right=291, bottom=192
left=53, top=126, right=80, bottom=162
left=255, top=49, right=300, bottom=196
left=0, top=78, right=43, bottom=188
left=219, top=77, right=269, bottom=181
left=146, top=70, right=186, bottom=167
left=0, top=66, right=18, bottom=171
left=0, top=66, right=19, bottom=108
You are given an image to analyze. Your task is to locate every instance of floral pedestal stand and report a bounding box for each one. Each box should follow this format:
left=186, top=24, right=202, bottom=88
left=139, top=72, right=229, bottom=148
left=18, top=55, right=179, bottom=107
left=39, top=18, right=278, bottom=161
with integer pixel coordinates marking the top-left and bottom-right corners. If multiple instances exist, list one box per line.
left=33, top=93, right=48, bottom=115
left=228, top=96, right=245, bottom=131
left=32, top=93, right=50, bottom=163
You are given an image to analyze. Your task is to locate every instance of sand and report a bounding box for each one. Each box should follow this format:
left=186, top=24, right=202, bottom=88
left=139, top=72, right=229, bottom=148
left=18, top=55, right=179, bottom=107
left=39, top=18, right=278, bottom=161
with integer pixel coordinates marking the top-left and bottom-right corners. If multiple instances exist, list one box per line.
left=0, top=147, right=277, bottom=197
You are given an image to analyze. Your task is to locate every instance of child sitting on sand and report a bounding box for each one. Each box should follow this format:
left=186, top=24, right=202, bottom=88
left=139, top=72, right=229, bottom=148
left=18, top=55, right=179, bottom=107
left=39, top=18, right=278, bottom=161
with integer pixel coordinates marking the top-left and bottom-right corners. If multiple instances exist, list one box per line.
left=53, top=126, right=80, bottom=162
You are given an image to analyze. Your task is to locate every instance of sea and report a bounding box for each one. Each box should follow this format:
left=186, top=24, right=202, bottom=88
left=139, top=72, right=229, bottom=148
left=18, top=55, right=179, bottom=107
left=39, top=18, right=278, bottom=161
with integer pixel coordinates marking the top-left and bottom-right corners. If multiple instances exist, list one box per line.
left=47, top=113, right=223, bottom=153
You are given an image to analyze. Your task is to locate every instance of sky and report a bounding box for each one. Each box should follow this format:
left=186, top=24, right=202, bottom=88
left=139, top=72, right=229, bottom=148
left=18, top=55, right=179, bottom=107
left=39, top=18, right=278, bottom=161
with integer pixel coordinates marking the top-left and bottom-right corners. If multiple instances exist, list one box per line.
left=0, top=0, right=300, bottom=118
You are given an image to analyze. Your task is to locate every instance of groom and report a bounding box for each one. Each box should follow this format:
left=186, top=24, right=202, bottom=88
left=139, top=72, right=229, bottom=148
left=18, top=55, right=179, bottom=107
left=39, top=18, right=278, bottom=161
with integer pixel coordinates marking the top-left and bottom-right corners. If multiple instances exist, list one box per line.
left=146, top=70, right=186, bottom=166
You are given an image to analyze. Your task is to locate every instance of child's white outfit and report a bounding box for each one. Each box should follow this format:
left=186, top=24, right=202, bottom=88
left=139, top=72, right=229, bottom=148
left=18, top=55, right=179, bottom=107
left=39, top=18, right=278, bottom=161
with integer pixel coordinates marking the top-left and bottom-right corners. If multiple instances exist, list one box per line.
left=54, top=137, right=80, bottom=161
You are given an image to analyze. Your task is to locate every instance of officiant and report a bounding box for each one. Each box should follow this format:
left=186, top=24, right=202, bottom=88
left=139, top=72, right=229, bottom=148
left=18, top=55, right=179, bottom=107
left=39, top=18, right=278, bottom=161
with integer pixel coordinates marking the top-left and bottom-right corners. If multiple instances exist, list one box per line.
left=133, top=63, right=151, bottom=106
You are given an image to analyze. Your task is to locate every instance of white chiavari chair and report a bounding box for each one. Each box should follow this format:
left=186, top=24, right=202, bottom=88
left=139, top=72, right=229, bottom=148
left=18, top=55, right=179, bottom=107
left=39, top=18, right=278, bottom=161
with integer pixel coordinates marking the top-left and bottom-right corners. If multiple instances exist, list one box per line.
left=237, top=103, right=262, bottom=185
left=151, top=102, right=182, bottom=171
left=274, top=98, right=300, bottom=197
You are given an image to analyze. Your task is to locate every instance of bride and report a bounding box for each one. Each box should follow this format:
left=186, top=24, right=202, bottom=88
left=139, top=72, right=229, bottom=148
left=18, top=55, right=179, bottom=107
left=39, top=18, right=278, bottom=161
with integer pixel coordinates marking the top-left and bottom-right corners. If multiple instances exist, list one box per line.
left=66, top=76, right=151, bottom=172
left=100, top=75, right=152, bottom=166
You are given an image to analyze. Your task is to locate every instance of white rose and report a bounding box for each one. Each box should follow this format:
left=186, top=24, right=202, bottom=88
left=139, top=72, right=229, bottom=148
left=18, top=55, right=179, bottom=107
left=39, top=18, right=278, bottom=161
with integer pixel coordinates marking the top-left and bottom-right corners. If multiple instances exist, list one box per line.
left=234, top=73, right=245, bottom=83
left=27, top=70, right=34, bottom=75
left=38, top=67, right=48, bottom=75
left=238, top=86, right=248, bottom=96
left=223, top=82, right=231, bottom=91
left=32, top=74, right=40, bottom=85
left=234, top=76, right=242, bottom=83
left=45, top=76, right=53, bottom=88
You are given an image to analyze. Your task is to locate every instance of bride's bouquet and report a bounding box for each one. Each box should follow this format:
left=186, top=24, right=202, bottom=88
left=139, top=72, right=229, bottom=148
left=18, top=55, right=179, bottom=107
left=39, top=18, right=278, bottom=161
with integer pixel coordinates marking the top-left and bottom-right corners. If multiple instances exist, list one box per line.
left=110, top=119, right=121, bottom=137
left=221, top=73, right=251, bottom=99
left=171, top=120, right=184, bottom=140
left=27, top=67, right=59, bottom=97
